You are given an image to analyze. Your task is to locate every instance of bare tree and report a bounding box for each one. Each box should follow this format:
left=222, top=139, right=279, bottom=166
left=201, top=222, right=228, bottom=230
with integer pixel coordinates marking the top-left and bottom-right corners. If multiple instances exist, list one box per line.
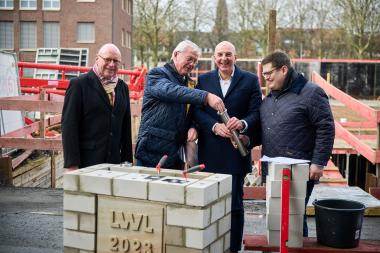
left=209, top=0, right=229, bottom=48
left=335, top=0, right=380, bottom=59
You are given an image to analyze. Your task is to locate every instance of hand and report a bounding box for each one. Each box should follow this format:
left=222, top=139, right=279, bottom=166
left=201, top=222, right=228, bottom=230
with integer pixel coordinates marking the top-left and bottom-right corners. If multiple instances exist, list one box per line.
left=214, top=123, right=232, bottom=138
left=309, top=164, right=323, bottom=180
left=230, top=134, right=250, bottom=149
left=206, top=93, right=225, bottom=112
left=187, top=127, right=198, bottom=142
left=65, top=166, right=79, bottom=172
left=226, top=117, right=243, bottom=131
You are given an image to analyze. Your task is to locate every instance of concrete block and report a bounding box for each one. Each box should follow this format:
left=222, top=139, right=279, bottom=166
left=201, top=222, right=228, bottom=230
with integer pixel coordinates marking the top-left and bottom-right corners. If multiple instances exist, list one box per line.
left=185, top=223, right=217, bottom=249
left=266, top=229, right=303, bottom=247
left=166, top=245, right=209, bottom=253
left=224, top=232, right=230, bottom=251
left=206, top=174, right=232, bottom=197
left=167, top=205, right=210, bottom=229
left=225, top=195, right=231, bottom=214
left=266, top=196, right=305, bottom=215
left=268, top=163, right=292, bottom=181
left=109, top=165, right=147, bottom=173
left=63, top=165, right=108, bottom=191
left=211, top=199, right=225, bottom=223
left=64, top=211, right=78, bottom=230
left=165, top=226, right=184, bottom=246
left=267, top=180, right=307, bottom=198
left=149, top=177, right=198, bottom=204
left=63, top=229, right=95, bottom=251
left=210, top=237, right=223, bottom=253
left=218, top=213, right=231, bottom=236
left=79, top=170, right=127, bottom=195
left=64, top=192, right=95, bottom=214
left=186, top=180, right=218, bottom=206
left=186, top=171, right=215, bottom=180
left=79, top=250, right=94, bottom=253
left=113, top=173, right=151, bottom=199
left=79, top=213, right=95, bottom=232
left=266, top=213, right=304, bottom=231
left=292, top=163, right=310, bottom=181
left=64, top=247, right=79, bottom=253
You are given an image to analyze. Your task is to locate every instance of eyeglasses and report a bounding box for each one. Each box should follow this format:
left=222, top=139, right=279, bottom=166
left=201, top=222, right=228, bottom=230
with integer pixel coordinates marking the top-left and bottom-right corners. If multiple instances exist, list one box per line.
left=262, top=67, right=279, bottom=78
left=98, top=55, right=121, bottom=65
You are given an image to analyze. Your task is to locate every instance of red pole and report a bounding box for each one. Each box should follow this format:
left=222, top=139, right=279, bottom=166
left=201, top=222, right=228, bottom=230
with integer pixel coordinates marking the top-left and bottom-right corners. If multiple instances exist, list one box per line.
left=280, top=167, right=291, bottom=253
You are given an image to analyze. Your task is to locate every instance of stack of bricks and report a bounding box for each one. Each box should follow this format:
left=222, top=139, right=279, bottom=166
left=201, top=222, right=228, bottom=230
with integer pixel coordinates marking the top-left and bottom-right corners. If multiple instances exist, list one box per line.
left=266, top=163, right=309, bottom=247
left=63, top=163, right=232, bottom=253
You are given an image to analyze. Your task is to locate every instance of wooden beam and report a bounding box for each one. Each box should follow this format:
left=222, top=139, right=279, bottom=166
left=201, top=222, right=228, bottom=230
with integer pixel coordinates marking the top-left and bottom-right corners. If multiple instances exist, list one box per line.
left=0, top=97, right=64, bottom=112
left=0, top=137, right=62, bottom=150
left=12, top=149, right=33, bottom=168
left=0, top=156, right=12, bottom=185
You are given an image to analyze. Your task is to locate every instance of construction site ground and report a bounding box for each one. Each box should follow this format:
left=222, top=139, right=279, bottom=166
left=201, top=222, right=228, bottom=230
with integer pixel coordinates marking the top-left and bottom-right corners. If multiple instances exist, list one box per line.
left=0, top=186, right=379, bottom=253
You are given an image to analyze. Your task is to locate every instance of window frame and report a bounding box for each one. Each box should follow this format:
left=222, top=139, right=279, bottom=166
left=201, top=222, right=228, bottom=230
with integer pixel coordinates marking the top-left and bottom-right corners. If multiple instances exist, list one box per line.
left=42, top=0, right=60, bottom=11
left=77, top=22, right=95, bottom=43
left=19, top=0, right=37, bottom=10
left=0, top=0, right=14, bottom=10
left=43, top=22, right=60, bottom=48
left=0, top=21, right=14, bottom=50
left=20, top=21, right=37, bottom=50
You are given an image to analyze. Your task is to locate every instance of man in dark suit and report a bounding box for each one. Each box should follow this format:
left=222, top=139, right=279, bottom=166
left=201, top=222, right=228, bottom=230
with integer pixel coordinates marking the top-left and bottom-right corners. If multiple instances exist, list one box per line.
left=62, top=43, right=133, bottom=169
left=193, top=41, right=262, bottom=252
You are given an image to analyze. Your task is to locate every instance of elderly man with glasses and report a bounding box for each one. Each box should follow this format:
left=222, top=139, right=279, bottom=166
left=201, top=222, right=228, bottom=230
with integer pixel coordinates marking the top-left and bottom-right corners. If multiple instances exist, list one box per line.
left=260, top=51, right=335, bottom=236
left=62, top=43, right=133, bottom=169
left=135, top=40, right=225, bottom=169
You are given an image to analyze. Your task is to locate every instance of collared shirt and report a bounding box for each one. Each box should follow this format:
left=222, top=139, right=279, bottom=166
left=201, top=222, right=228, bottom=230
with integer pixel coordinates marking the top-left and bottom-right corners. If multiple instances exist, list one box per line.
left=218, top=66, right=235, bottom=97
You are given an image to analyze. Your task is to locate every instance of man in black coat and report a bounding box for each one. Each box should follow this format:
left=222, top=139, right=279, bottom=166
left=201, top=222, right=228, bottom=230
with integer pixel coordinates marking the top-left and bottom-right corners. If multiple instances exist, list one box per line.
left=62, top=43, right=133, bottom=169
left=193, top=41, right=262, bottom=253
left=135, top=40, right=225, bottom=169
left=260, top=51, right=335, bottom=236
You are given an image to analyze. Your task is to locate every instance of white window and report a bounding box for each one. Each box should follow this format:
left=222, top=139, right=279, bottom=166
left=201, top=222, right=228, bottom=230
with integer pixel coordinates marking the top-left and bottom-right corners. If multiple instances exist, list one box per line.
left=127, top=0, right=132, bottom=14
left=76, top=0, right=95, bottom=2
left=77, top=22, right=95, bottom=43
left=44, top=22, right=59, bottom=47
left=43, top=0, right=60, bottom=10
left=0, top=22, right=13, bottom=49
left=20, top=22, right=36, bottom=49
left=126, top=31, right=131, bottom=48
left=20, top=0, right=36, bottom=10
left=122, top=0, right=132, bottom=14
left=0, top=0, right=14, bottom=9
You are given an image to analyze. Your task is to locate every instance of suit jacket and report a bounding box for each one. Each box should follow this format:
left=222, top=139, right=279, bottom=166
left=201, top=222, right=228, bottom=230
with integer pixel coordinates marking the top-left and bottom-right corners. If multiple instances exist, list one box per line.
left=62, top=70, right=133, bottom=168
left=193, top=65, right=262, bottom=175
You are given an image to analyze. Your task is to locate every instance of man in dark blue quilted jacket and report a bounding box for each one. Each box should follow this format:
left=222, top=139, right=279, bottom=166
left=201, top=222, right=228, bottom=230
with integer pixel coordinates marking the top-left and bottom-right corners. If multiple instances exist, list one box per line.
left=260, top=51, right=335, bottom=236
left=135, top=40, right=225, bottom=169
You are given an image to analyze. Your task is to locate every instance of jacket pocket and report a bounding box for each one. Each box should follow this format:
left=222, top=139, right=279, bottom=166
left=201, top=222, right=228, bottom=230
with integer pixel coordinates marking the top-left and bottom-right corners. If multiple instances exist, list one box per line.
left=140, top=127, right=178, bottom=155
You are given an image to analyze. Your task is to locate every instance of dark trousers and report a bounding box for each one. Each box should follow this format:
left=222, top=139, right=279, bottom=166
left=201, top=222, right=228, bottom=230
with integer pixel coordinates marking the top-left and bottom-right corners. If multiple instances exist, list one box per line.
left=303, top=179, right=315, bottom=237
left=230, top=174, right=245, bottom=252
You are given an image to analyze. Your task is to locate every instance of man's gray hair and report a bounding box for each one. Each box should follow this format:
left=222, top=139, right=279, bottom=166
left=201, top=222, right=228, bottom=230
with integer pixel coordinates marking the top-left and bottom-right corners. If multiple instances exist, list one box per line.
left=171, top=40, right=201, bottom=59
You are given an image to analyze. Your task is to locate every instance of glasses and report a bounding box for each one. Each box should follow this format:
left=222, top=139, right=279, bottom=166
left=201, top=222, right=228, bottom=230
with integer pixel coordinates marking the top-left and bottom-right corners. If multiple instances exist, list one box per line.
left=98, top=55, right=121, bottom=65
left=262, top=67, right=279, bottom=78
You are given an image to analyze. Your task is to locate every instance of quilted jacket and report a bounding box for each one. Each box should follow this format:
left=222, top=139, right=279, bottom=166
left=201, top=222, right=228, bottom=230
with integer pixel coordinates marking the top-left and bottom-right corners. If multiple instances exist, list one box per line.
left=260, top=70, right=335, bottom=166
left=135, top=63, right=207, bottom=169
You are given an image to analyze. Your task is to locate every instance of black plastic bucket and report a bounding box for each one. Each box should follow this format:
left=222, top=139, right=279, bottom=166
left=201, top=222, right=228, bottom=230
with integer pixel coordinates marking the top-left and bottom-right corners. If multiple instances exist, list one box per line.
left=313, top=198, right=365, bottom=248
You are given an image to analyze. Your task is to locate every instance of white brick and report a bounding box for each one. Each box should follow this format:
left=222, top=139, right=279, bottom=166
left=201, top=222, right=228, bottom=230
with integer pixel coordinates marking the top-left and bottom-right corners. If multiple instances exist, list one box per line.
left=224, top=232, right=230, bottom=251
left=64, top=229, right=95, bottom=251
left=79, top=213, right=95, bottom=232
left=109, top=165, right=144, bottom=173
left=166, top=245, right=209, bottom=253
left=210, top=237, right=223, bottom=253
left=64, top=193, right=95, bottom=214
left=63, top=165, right=108, bottom=191
left=266, top=196, right=305, bottom=215
left=266, top=213, right=304, bottom=231
left=211, top=199, right=225, bottom=223
left=268, top=163, right=292, bottom=181
left=167, top=206, right=210, bottom=229
left=64, top=247, right=79, bottom=253
left=266, top=229, right=303, bottom=247
left=206, top=174, right=232, bottom=197
left=165, top=226, right=184, bottom=246
left=79, top=250, right=94, bottom=253
left=186, top=171, right=214, bottom=180
left=79, top=170, right=127, bottom=195
left=186, top=180, right=218, bottom=206
left=225, top=195, right=231, bottom=214
left=267, top=179, right=307, bottom=198
left=64, top=211, right=78, bottom=230
left=218, top=213, right=231, bottom=236
left=149, top=177, right=198, bottom=204
left=113, top=173, right=151, bottom=199
left=185, top=223, right=217, bottom=249
left=292, top=164, right=310, bottom=181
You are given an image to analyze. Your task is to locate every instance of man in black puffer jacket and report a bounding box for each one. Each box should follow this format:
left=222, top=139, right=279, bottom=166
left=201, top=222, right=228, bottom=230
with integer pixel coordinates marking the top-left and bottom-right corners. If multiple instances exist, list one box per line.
left=260, top=51, right=335, bottom=236
left=135, top=40, right=225, bottom=169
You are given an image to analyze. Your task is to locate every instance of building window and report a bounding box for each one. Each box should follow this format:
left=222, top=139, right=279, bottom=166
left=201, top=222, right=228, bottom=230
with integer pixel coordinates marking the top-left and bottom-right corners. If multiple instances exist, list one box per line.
left=122, top=0, right=132, bottom=14
left=0, top=22, right=13, bottom=49
left=0, top=0, right=14, bottom=9
left=20, top=0, right=37, bottom=10
left=121, top=29, right=125, bottom=47
left=44, top=22, right=59, bottom=47
left=76, top=0, right=95, bottom=2
left=77, top=22, right=95, bottom=43
left=43, top=0, right=60, bottom=10
left=20, top=22, right=36, bottom=49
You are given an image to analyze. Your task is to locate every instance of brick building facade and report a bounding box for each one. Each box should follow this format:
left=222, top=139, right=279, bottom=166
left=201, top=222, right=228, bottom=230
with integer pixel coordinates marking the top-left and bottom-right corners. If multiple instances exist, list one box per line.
left=0, top=0, right=132, bottom=68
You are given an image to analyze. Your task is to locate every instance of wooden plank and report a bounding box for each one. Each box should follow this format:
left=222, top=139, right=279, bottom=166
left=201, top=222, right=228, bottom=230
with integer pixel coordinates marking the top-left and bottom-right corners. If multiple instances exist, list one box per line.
left=243, top=234, right=380, bottom=252
left=12, top=149, right=33, bottom=168
left=0, top=97, right=64, bottom=112
left=0, top=156, right=13, bottom=185
left=0, top=138, right=62, bottom=150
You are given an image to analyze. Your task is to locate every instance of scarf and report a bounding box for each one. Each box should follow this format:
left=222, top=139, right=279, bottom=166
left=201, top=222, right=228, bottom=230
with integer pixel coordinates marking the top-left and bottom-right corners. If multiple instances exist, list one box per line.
left=93, top=64, right=118, bottom=106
